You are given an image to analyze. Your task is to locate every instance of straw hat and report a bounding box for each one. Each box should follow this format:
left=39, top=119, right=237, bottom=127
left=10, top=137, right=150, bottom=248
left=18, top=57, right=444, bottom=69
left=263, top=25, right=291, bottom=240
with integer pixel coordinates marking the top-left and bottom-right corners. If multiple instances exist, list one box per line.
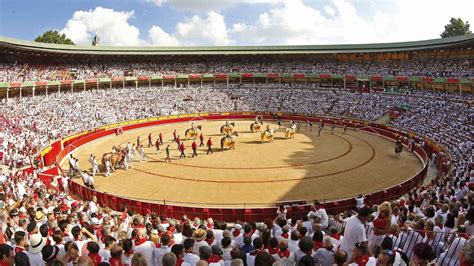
left=192, top=229, right=207, bottom=241
left=34, top=211, right=45, bottom=222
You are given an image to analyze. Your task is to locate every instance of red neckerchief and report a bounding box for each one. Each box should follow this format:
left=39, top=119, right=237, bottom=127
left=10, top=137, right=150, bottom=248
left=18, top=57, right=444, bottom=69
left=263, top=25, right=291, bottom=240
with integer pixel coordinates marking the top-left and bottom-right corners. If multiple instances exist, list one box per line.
left=208, top=255, right=221, bottom=263
left=177, top=257, right=184, bottom=266
left=88, top=253, right=102, bottom=266
left=232, top=229, right=240, bottom=237
left=268, top=247, right=280, bottom=255
left=313, top=241, right=323, bottom=250
left=132, top=225, right=144, bottom=229
left=459, top=233, right=469, bottom=240
left=206, top=224, right=213, bottom=229
left=436, top=223, right=444, bottom=229
left=15, top=246, right=25, bottom=254
left=155, top=243, right=161, bottom=248
left=278, top=249, right=290, bottom=258
left=167, top=226, right=175, bottom=233
left=330, top=233, right=340, bottom=240
left=109, top=257, right=123, bottom=266
left=354, top=255, right=369, bottom=266
left=121, top=212, right=127, bottom=220
left=205, top=237, right=214, bottom=246
left=281, top=233, right=289, bottom=239
left=124, top=250, right=134, bottom=257
left=135, top=238, right=147, bottom=246
left=0, top=260, right=9, bottom=266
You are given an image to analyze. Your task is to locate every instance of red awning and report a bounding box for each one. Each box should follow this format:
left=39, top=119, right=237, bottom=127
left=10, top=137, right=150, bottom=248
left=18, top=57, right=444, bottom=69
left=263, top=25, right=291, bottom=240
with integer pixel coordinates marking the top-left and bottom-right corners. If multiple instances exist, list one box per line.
left=189, top=74, right=202, bottom=79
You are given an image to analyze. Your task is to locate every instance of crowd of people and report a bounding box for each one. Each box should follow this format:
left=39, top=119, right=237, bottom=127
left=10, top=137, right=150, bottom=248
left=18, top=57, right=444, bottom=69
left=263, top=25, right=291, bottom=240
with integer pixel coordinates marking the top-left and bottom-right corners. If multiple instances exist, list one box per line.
left=0, top=79, right=473, bottom=265
left=0, top=57, right=472, bottom=82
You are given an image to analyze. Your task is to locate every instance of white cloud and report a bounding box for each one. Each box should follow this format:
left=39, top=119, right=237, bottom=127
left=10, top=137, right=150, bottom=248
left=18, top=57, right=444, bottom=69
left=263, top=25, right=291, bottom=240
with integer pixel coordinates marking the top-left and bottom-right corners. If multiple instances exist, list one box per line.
left=174, top=11, right=233, bottom=45
left=60, top=1, right=474, bottom=47
left=324, top=6, right=336, bottom=16
left=61, top=7, right=142, bottom=46
left=229, top=0, right=474, bottom=45
left=151, top=0, right=284, bottom=11
left=149, top=25, right=180, bottom=46
left=149, top=0, right=166, bottom=6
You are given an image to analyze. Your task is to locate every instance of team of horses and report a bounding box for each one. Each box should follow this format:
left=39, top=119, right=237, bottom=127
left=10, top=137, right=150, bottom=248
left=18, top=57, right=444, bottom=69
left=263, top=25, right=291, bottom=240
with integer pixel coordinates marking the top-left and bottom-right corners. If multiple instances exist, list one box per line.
left=101, top=146, right=126, bottom=171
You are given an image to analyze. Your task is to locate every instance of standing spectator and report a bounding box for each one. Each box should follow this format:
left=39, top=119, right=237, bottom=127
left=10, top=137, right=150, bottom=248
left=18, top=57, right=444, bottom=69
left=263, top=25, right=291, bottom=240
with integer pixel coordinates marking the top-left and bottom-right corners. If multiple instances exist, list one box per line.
left=340, top=207, right=370, bottom=262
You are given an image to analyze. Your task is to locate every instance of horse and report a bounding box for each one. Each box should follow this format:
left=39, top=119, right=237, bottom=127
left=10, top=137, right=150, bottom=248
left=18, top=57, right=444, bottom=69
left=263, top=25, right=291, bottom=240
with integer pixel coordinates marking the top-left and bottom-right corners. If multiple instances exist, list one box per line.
left=185, top=125, right=202, bottom=140
left=220, top=122, right=235, bottom=135
left=102, top=150, right=125, bottom=171
left=250, top=122, right=263, bottom=132
left=285, top=124, right=297, bottom=139
left=395, top=142, right=403, bottom=158
left=261, top=127, right=276, bottom=143
left=221, top=131, right=239, bottom=150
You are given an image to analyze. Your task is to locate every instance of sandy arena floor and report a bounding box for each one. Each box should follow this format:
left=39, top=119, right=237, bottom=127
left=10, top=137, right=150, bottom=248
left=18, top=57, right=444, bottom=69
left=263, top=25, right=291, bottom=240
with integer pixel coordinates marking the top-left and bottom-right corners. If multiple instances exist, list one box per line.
left=61, top=120, right=423, bottom=207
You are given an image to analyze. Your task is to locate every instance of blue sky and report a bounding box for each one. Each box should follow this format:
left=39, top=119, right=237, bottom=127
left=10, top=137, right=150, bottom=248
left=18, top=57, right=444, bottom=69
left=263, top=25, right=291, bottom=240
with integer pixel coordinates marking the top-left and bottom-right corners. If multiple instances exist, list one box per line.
left=0, top=0, right=473, bottom=46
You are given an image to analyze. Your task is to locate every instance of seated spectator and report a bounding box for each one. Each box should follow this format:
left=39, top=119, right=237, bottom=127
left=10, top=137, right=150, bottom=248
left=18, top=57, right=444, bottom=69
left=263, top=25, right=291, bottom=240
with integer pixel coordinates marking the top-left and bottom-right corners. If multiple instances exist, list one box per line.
left=0, top=244, right=14, bottom=265
left=162, top=253, right=177, bottom=266
left=349, top=242, right=375, bottom=266
left=313, top=237, right=335, bottom=266
left=334, top=250, right=348, bottom=266
left=412, top=242, right=435, bottom=265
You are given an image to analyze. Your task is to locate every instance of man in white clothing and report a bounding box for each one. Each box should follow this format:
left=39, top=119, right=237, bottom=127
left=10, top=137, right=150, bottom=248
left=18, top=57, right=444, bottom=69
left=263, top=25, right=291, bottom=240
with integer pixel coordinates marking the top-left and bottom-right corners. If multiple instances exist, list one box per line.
left=91, top=156, right=99, bottom=176
left=183, top=238, right=200, bottom=266
left=133, top=228, right=157, bottom=266
left=105, top=159, right=111, bottom=177
left=340, top=207, right=370, bottom=262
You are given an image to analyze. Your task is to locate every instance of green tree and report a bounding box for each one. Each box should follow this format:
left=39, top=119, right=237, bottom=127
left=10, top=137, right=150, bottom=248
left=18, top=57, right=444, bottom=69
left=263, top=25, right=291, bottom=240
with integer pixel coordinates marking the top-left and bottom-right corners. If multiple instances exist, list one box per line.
left=34, top=30, right=75, bottom=45
left=440, top=17, right=472, bottom=38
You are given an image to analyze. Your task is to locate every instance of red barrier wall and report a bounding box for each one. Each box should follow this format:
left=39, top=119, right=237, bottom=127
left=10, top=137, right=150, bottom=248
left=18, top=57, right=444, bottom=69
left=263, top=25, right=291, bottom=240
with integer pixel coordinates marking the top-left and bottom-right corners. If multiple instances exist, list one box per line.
left=41, top=112, right=434, bottom=222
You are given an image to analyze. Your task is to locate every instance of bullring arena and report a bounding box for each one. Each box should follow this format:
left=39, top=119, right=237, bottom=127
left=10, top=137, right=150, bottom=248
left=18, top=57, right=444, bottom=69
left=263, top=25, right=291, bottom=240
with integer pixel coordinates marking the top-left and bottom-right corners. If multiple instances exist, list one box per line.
left=60, top=115, right=423, bottom=208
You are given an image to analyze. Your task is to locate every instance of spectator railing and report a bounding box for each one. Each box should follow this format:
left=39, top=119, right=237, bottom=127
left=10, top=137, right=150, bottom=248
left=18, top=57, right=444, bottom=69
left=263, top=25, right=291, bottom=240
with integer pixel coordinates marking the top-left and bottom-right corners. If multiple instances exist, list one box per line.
left=36, top=112, right=436, bottom=222
left=328, top=218, right=470, bottom=266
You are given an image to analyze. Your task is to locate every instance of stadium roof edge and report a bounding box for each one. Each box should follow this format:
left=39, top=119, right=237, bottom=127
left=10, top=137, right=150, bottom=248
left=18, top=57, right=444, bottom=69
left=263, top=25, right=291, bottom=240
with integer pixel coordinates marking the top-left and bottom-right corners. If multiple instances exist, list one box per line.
left=1, top=34, right=473, bottom=55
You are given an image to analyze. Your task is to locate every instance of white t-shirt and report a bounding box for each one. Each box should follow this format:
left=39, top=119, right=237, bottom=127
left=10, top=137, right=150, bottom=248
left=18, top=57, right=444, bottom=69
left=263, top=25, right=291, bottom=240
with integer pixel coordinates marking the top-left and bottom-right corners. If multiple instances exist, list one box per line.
left=26, top=252, right=44, bottom=266
left=99, top=249, right=111, bottom=263
left=340, top=215, right=367, bottom=260
left=183, top=252, right=200, bottom=266
left=133, top=241, right=157, bottom=266
left=355, top=197, right=365, bottom=209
